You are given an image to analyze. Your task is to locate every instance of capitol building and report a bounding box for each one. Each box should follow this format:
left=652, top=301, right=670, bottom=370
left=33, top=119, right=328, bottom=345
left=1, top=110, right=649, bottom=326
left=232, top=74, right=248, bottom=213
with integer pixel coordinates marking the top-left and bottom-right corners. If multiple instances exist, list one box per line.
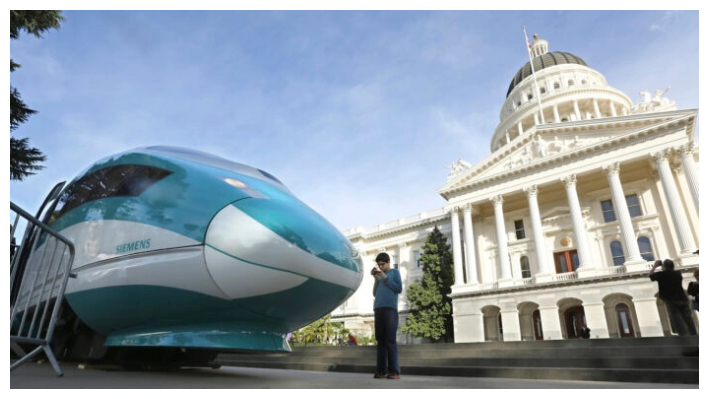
left=331, top=34, right=699, bottom=342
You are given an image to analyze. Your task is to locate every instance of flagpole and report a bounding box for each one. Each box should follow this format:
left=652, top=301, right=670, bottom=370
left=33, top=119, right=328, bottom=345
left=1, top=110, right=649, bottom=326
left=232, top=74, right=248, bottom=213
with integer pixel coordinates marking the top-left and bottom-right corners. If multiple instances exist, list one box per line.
left=524, top=26, right=545, bottom=125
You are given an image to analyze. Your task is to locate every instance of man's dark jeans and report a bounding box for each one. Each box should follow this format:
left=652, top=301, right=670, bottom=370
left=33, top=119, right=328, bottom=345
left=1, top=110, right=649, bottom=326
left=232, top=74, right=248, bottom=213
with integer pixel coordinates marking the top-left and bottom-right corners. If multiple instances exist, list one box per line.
left=664, top=299, right=698, bottom=336
left=374, top=307, right=400, bottom=375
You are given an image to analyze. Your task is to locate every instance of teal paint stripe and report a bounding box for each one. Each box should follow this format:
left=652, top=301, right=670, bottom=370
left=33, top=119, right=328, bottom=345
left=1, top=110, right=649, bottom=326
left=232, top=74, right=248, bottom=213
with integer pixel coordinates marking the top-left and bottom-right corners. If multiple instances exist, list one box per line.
left=64, top=282, right=354, bottom=337
left=206, top=243, right=353, bottom=289
left=232, top=199, right=361, bottom=272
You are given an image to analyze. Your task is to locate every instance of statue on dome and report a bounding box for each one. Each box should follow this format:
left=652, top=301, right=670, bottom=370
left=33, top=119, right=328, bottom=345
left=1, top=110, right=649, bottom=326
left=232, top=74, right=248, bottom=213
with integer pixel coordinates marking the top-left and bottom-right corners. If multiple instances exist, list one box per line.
left=652, top=87, right=672, bottom=108
left=446, top=158, right=472, bottom=179
left=632, top=87, right=675, bottom=113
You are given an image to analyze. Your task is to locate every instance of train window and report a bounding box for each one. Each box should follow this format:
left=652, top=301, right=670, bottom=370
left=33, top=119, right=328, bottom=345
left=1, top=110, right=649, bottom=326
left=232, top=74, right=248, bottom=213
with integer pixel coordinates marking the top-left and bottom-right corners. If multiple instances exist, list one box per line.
left=51, top=164, right=172, bottom=221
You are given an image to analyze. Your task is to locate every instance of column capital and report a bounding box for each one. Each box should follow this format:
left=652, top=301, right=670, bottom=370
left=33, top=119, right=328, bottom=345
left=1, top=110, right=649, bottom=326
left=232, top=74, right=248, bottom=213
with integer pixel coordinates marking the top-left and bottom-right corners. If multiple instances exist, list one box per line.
left=560, top=174, right=577, bottom=188
left=489, top=194, right=504, bottom=206
left=651, top=149, right=671, bottom=164
left=523, top=184, right=538, bottom=197
left=446, top=205, right=460, bottom=214
left=398, top=242, right=408, bottom=248
left=678, top=141, right=696, bottom=157
left=463, top=203, right=474, bottom=213
left=602, top=161, right=621, bottom=176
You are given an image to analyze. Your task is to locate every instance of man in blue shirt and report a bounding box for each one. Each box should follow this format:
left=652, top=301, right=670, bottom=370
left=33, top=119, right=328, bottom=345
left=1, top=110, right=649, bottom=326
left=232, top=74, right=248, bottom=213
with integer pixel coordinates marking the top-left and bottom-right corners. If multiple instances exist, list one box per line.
left=372, top=252, right=402, bottom=379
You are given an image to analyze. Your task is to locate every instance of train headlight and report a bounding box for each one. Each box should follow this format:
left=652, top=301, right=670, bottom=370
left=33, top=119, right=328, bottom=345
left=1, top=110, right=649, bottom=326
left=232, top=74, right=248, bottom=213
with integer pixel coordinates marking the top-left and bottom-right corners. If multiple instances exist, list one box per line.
left=223, top=177, right=269, bottom=199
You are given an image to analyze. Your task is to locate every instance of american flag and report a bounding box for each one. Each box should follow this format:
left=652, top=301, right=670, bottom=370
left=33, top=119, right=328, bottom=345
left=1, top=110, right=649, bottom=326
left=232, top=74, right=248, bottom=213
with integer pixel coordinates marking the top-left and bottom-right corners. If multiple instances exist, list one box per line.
left=523, top=26, right=532, bottom=57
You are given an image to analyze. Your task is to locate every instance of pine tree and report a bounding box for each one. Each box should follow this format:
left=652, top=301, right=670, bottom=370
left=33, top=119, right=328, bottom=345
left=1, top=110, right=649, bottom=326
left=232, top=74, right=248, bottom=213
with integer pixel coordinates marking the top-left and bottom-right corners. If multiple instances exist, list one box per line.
left=401, top=225, right=455, bottom=342
left=10, top=10, right=64, bottom=181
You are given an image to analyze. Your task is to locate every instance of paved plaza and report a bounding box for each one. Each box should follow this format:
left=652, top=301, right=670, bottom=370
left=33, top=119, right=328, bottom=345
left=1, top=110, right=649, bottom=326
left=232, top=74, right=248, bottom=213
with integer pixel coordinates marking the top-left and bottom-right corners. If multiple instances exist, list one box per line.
left=10, top=362, right=697, bottom=389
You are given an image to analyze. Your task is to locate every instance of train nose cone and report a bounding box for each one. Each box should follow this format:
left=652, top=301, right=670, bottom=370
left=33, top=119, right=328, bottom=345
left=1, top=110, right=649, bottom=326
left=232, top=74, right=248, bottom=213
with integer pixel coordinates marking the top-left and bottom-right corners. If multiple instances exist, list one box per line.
left=204, top=198, right=363, bottom=308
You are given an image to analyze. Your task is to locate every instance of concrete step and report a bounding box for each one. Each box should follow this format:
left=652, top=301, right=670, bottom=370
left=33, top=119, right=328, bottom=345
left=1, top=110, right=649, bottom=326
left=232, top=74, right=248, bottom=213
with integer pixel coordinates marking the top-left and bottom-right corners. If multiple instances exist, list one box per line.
left=216, top=336, right=699, bottom=384
left=219, top=354, right=698, bottom=370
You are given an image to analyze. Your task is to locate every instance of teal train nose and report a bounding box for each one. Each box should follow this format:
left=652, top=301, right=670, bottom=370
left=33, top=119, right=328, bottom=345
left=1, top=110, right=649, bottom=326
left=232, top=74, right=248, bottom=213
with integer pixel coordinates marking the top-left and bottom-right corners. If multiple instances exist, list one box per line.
left=204, top=198, right=363, bottom=326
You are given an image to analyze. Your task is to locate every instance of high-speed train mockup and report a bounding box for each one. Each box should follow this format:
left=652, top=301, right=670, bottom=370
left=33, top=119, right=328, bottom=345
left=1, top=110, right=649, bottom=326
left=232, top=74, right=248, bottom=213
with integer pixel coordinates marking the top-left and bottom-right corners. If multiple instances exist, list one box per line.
left=13, top=146, right=363, bottom=366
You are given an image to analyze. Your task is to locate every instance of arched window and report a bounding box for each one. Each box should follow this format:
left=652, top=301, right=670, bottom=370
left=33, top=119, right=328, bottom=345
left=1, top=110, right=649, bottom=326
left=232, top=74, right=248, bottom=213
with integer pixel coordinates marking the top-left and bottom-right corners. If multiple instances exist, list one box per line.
left=568, top=79, right=575, bottom=86
left=615, top=303, right=635, bottom=338
left=610, top=241, right=625, bottom=266
left=581, top=80, right=587, bottom=85
left=553, top=82, right=560, bottom=89
left=638, top=236, right=655, bottom=261
left=520, top=256, right=531, bottom=278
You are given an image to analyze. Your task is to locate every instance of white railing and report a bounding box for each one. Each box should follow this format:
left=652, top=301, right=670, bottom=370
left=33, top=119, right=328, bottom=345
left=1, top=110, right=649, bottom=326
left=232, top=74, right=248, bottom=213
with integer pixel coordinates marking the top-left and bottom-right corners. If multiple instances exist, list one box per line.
left=552, top=271, right=578, bottom=282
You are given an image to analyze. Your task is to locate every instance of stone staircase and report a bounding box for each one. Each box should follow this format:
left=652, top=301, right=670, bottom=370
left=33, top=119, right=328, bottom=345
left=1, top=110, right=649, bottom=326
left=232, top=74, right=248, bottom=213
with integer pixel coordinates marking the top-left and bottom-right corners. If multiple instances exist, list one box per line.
left=217, top=336, right=699, bottom=384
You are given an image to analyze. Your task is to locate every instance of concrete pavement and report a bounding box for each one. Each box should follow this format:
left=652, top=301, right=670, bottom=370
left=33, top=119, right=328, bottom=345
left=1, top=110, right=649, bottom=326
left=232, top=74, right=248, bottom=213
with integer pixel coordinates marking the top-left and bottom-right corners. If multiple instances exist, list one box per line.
left=10, top=362, right=698, bottom=389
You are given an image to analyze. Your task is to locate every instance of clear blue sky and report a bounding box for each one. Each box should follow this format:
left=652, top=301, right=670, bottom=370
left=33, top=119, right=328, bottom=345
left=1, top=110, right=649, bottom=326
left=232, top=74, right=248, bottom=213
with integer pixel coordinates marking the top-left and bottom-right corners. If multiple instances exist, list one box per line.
left=9, top=10, right=700, bottom=231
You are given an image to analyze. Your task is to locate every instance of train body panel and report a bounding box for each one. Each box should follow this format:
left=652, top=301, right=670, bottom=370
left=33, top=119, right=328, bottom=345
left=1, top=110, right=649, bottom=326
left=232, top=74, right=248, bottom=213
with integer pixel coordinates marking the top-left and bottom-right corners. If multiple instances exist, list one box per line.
left=18, top=146, right=363, bottom=354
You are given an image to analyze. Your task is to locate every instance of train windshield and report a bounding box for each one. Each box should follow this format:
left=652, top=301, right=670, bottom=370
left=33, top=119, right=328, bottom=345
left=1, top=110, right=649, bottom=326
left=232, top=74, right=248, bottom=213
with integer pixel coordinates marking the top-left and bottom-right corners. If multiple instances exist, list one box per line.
left=51, top=164, right=172, bottom=222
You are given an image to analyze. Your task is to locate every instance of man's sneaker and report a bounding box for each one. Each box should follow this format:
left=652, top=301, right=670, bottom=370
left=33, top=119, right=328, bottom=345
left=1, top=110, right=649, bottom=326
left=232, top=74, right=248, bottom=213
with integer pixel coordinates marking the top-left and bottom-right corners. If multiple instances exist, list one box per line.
left=373, top=373, right=387, bottom=379
left=387, top=373, right=401, bottom=379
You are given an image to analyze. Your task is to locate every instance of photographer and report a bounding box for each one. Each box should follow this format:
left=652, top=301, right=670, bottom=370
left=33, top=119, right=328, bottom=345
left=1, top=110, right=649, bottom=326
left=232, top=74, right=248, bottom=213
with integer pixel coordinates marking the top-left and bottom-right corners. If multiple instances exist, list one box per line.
left=649, top=259, right=697, bottom=336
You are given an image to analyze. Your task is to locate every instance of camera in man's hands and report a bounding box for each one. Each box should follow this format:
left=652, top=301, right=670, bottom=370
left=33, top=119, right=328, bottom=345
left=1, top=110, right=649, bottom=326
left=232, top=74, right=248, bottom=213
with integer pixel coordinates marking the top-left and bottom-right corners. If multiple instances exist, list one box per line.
left=371, top=267, right=379, bottom=276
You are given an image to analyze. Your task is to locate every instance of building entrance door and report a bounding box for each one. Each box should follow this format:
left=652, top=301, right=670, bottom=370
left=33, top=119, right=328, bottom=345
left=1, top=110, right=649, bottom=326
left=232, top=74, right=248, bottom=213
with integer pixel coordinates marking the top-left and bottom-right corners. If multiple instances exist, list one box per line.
left=532, top=309, right=544, bottom=340
left=564, top=306, right=586, bottom=339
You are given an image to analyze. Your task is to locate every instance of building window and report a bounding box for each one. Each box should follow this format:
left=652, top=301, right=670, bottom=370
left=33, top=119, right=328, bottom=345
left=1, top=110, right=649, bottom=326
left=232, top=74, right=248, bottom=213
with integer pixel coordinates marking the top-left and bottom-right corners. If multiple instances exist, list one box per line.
left=626, top=194, right=642, bottom=217
left=615, top=303, right=635, bottom=338
left=601, top=195, right=642, bottom=223
left=514, top=219, right=526, bottom=240
left=414, top=250, right=421, bottom=268
left=527, top=93, right=533, bottom=100
left=554, top=250, right=579, bottom=273
left=638, top=236, right=655, bottom=261
left=610, top=240, right=625, bottom=266
left=554, top=82, right=560, bottom=89
left=520, top=256, right=531, bottom=278
left=568, top=79, right=575, bottom=86
left=540, top=87, right=546, bottom=94
left=601, top=199, right=616, bottom=222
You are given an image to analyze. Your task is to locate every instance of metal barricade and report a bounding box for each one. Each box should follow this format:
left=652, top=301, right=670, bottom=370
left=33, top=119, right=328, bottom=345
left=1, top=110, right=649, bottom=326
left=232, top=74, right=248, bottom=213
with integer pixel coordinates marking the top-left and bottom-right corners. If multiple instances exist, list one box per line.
left=10, top=201, right=75, bottom=377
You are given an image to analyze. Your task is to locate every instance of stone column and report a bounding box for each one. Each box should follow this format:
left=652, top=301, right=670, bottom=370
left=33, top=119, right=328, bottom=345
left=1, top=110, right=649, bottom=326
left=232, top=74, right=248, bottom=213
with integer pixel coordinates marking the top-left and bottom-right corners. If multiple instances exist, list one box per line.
left=593, top=98, right=601, bottom=118
left=453, top=302, right=485, bottom=343
left=500, top=308, right=522, bottom=341
left=652, top=150, right=697, bottom=256
left=462, top=204, right=479, bottom=285
left=505, top=132, right=511, bottom=145
left=603, top=162, right=644, bottom=269
left=610, top=101, right=618, bottom=117
left=517, top=121, right=523, bottom=136
left=449, top=207, right=465, bottom=286
left=573, top=100, right=581, bottom=120
left=490, top=195, right=512, bottom=283
left=560, top=174, right=594, bottom=272
left=534, top=113, right=539, bottom=125
left=524, top=185, right=551, bottom=281
left=583, top=302, right=610, bottom=338
left=538, top=305, right=563, bottom=340
left=553, top=104, right=560, bottom=123
left=678, top=142, right=699, bottom=213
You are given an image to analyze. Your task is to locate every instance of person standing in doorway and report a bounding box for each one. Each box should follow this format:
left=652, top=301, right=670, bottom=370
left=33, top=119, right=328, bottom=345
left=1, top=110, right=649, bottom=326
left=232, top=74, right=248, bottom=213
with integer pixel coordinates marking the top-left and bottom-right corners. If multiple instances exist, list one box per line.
left=372, top=252, right=402, bottom=379
left=650, top=259, right=697, bottom=336
left=687, top=269, right=698, bottom=312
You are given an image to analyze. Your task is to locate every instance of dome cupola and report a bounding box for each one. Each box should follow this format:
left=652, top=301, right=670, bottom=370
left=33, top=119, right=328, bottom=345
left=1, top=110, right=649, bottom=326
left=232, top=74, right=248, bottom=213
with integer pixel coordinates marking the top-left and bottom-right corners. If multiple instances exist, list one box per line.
left=491, top=34, right=634, bottom=152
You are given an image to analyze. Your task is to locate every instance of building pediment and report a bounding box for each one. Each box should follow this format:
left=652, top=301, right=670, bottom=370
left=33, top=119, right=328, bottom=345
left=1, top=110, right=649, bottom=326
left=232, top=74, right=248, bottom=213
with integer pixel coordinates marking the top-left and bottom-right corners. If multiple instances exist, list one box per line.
left=438, top=110, right=696, bottom=199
